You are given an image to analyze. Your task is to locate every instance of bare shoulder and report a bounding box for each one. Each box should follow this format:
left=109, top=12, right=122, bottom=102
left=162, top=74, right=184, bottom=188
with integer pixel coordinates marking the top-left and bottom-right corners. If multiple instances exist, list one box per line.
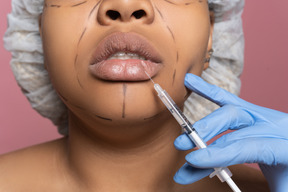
left=0, top=138, right=67, bottom=191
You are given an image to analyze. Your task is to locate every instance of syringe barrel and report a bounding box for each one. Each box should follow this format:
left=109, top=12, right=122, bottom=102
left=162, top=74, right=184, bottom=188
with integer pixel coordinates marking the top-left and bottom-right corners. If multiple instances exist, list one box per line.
left=154, top=84, right=193, bottom=133
left=211, top=167, right=232, bottom=182
left=153, top=83, right=241, bottom=191
left=187, top=130, right=233, bottom=183
left=186, top=128, right=207, bottom=149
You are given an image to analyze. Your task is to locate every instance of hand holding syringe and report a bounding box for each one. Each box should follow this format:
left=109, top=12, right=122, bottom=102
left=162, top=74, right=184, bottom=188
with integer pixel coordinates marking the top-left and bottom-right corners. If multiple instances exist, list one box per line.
left=145, top=71, right=241, bottom=192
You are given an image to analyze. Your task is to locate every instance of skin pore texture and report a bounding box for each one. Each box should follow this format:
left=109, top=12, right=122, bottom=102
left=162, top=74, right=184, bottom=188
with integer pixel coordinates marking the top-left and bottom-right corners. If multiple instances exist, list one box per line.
left=0, top=0, right=269, bottom=191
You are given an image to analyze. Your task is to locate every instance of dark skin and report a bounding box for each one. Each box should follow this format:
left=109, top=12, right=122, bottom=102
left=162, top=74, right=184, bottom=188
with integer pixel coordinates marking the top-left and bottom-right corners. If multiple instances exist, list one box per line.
left=0, top=139, right=268, bottom=191
left=0, top=0, right=269, bottom=191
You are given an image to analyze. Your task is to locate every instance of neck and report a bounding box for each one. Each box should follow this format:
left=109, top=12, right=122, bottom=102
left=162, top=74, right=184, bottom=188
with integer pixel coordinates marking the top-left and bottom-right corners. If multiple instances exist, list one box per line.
left=63, top=111, right=187, bottom=192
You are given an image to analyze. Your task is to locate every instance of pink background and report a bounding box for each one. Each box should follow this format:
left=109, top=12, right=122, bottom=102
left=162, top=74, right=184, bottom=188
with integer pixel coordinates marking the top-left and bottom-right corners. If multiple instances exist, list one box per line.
left=1, top=1, right=288, bottom=154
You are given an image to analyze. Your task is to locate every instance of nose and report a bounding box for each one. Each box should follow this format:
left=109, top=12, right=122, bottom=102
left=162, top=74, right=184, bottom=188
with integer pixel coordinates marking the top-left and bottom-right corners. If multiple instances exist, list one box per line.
left=97, top=0, right=155, bottom=25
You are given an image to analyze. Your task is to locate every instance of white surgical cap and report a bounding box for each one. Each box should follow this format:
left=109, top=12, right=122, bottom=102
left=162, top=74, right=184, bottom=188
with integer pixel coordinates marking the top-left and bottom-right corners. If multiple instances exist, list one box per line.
left=4, top=0, right=245, bottom=135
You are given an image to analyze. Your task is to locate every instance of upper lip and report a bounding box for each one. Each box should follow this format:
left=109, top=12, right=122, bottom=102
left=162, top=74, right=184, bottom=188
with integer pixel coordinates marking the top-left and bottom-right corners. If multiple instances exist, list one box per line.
left=90, top=32, right=163, bottom=65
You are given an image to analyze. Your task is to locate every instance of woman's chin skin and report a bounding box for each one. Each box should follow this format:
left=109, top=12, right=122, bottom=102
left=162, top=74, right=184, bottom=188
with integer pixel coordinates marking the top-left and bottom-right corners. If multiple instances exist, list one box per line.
left=41, top=0, right=212, bottom=128
left=64, top=80, right=185, bottom=127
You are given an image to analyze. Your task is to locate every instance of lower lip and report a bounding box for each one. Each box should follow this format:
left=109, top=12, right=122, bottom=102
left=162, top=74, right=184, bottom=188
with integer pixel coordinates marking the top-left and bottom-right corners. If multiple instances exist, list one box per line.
left=89, top=60, right=162, bottom=81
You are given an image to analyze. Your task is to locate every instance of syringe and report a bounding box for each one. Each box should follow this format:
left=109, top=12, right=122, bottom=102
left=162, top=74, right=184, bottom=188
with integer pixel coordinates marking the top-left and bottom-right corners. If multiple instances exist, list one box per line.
left=147, top=77, right=241, bottom=192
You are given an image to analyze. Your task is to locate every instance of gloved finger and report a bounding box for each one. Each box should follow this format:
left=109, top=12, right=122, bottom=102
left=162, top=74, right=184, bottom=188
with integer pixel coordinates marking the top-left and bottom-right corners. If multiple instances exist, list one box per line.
left=185, top=138, right=288, bottom=168
left=212, top=124, right=288, bottom=144
left=174, top=105, right=255, bottom=151
left=193, top=104, right=255, bottom=141
left=174, top=133, right=196, bottom=150
left=185, top=73, right=252, bottom=108
left=174, top=162, right=214, bottom=184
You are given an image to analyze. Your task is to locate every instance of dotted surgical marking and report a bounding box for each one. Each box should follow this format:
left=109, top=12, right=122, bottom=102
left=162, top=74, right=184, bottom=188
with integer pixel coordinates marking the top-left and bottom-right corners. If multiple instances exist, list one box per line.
left=78, top=27, right=87, bottom=46
left=163, top=0, right=176, bottom=5
left=155, top=6, right=164, bottom=21
left=50, top=4, right=61, bottom=8
left=57, top=92, right=68, bottom=102
left=172, top=69, right=176, bottom=85
left=144, top=114, right=159, bottom=121
left=122, top=83, right=127, bottom=119
left=166, top=25, right=175, bottom=42
left=77, top=75, right=84, bottom=89
left=71, top=1, right=88, bottom=7
left=74, top=54, right=78, bottom=68
left=89, top=0, right=102, bottom=19
left=95, top=114, right=113, bottom=121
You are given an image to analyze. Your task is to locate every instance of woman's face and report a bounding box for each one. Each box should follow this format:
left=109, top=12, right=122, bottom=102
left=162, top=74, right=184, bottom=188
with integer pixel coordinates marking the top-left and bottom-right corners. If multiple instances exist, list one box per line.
left=41, top=0, right=212, bottom=125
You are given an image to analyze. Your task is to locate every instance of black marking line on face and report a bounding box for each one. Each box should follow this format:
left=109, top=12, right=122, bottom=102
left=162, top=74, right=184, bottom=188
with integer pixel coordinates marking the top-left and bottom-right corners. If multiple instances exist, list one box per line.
left=78, top=27, right=87, bottom=46
left=172, top=69, right=176, bottom=85
left=74, top=54, right=78, bottom=68
left=122, top=83, right=127, bottom=119
left=49, top=4, right=62, bottom=8
left=144, top=114, right=159, bottom=121
left=71, top=1, right=88, bottom=7
left=185, top=0, right=199, bottom=5
left=74, top=54, right=84, bottom=89
left=155, top=4, right=178, bottom=84
left=73, top=104, right=86, bottom=110
left=72, top=103, right=113, bottom=122
left=155, top=6, right=164, bottom=21
left=166, top=25, right=175, bottom=42
left=155, top=5, right=175, bottom=44
left=77, top=75, right=84, bottom=89
left=74, top=27, right=87, bottom=90
left=162, top=0, right=200, bottom=6
left=70, top=101, right=113, bottom=121
left=89, top=0, right=102, bottom=19
left=163, top=0, right=177, bottom=5
left=95, top=114, right=113, bottom=121
left=57, top=92, right=68, bottom=102
left=64, top=99, right=86, bottom=110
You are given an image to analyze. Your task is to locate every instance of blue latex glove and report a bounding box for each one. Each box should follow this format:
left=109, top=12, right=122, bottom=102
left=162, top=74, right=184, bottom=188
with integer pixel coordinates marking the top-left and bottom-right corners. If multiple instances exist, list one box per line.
left=174, top=73, right=288, bottom=192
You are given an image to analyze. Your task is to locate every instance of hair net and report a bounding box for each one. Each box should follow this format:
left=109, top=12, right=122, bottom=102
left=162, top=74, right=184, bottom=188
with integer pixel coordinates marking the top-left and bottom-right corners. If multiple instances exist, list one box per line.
left=4, top=0, right=245, bottom=135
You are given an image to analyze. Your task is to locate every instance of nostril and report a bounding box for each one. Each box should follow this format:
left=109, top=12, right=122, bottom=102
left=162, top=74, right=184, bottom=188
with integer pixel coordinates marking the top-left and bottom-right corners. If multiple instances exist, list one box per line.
left=132, top=10, right=146, bottom=19
left=106, top=10, right=120, bottom=20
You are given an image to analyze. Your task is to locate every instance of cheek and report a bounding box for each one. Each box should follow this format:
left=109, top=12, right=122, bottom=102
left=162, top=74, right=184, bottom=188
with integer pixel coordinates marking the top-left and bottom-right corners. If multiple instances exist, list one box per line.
left=176, top=19, right=210, bottom=76
left=156, top=7, right=210, bottom=105
left=157, top=4, right=211, bottom=73
left=41, top=8, right=88, bottom=89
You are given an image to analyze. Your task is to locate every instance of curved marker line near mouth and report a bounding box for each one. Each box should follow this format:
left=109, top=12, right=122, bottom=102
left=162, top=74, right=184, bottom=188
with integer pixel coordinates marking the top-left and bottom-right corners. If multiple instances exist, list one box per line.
left=144, top=114, right=160, bottom=121
left=73, top=1, right=102, bottom=90
left=122, top=84, right=127, bottom=119
left=89, top=1, right=102, bottom=19
left=172, top=69, right=176, bottom=85
left=57, top=92, right=68, bottom=102
left=163, top=0, right=176, bottom=5
left=95, top=114, right=113, bottom=121
left=71, top=1, right=87, bottom=7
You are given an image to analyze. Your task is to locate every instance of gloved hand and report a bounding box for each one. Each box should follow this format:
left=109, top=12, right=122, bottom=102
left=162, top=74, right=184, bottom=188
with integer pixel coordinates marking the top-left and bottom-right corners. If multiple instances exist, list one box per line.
left=174, top=73, right=288, bottom=192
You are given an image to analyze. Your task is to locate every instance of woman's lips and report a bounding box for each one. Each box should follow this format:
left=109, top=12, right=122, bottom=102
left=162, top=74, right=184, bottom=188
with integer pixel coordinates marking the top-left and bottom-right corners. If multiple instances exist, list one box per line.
left=89, top=32, right=163, bottom=81
left=89, top=59, right=161, bottom=81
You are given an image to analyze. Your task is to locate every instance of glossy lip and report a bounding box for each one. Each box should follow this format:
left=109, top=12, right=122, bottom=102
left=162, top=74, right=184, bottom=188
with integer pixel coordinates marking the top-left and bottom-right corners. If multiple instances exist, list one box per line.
left=89, top=32, right=163, bottom=81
